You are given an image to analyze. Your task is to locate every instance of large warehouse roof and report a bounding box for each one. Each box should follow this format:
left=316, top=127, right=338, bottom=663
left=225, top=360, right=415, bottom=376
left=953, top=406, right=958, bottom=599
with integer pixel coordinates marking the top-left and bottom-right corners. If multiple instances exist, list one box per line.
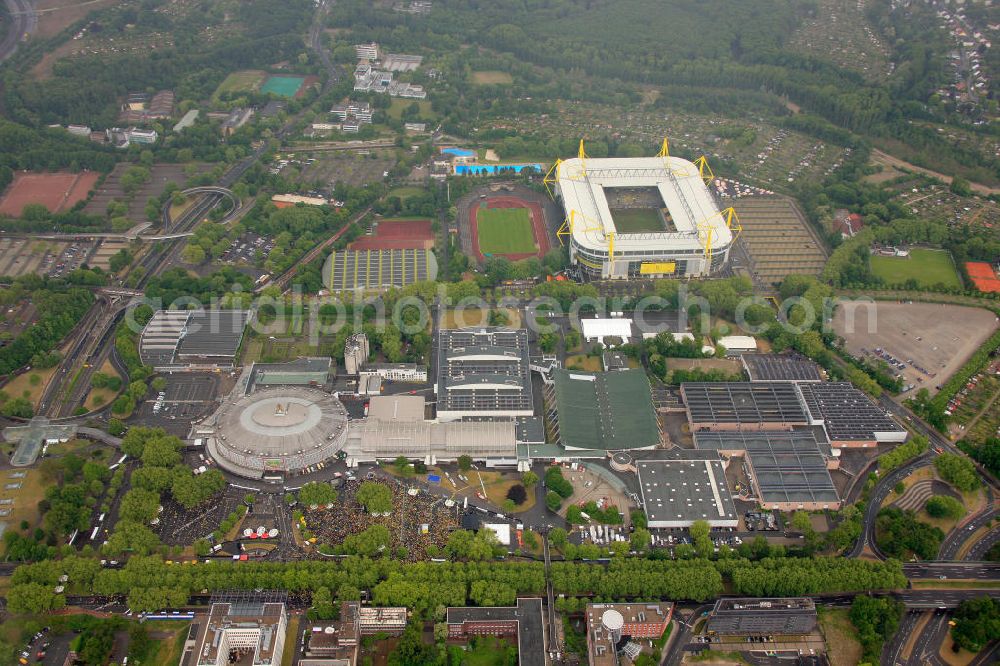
left=742, top=354, right=822, bottom=382
left=695, top=430, right=839, bottom=507
left=553, top=369, right=659, bottom=451
left=140, top=310, right=250, bottom=366
left=797, top=382, right=906, bottom=443
left=636, top=454, right=738, bottom=528
left=436, top=328, right=533, bottom=419
left=682, top=382, right=809, bottom=427
left=344, top=418, right=518, bottom=461
left=555, top=155, right=731, bottom=254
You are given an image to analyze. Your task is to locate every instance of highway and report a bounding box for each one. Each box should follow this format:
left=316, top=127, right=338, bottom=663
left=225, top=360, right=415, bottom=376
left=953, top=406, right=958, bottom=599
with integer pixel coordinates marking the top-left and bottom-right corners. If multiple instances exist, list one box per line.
left=849, top=453, right=934, bottom=559
left=940, top=508, right=1000, bottom=560
left=881, top=610, right=922, bottom=666
left=36, top=297, right=113, bottom=416
left=0, top=0, right=36, bottom=62
left=902, top=561, right=1000, bottom=581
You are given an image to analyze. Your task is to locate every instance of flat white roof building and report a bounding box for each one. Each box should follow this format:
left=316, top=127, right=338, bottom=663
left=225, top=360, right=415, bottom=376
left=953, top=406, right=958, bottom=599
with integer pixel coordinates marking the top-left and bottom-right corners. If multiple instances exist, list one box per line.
left=716, top=335, right=757, bottom=354
left=554, top=153, right=734, bottom=279
left=580, top=318, right=634, bottom=344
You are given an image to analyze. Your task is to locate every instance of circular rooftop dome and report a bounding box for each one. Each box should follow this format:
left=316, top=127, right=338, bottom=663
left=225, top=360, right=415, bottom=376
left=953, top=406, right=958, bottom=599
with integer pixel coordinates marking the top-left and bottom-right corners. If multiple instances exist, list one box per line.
left=210, top=386, right=348, bottom=477
left=601, top=609, right=625, bottom=632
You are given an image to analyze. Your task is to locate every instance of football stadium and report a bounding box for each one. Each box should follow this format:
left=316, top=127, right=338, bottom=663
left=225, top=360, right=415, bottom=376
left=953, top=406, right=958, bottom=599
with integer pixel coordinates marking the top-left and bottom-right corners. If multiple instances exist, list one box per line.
left=548, top=143, right=740, bottom=279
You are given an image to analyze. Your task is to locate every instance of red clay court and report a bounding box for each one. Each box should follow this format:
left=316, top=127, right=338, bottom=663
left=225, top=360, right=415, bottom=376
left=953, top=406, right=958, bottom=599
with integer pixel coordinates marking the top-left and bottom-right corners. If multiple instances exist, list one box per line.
left=966, top=261, right=1000, bottom=293
left=0, top=171, right=99, bottom=217
left=469, top=195, right=550, bottom=262
left=349, top=218, right=435, bottom=250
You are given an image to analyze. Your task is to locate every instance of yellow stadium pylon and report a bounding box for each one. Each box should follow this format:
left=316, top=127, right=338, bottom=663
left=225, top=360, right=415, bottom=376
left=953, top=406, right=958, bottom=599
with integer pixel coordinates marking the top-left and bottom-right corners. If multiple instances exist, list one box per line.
left=694, top=155, right=715, bottom=185
left=543, top=158, right=562, bottom=200
left=656, top=138, right=670, bottom=158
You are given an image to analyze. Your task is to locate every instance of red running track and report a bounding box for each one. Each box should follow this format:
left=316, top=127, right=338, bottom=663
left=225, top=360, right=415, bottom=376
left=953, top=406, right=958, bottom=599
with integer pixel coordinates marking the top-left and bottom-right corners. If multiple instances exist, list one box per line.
left=469, top=196, right=550, bottom=262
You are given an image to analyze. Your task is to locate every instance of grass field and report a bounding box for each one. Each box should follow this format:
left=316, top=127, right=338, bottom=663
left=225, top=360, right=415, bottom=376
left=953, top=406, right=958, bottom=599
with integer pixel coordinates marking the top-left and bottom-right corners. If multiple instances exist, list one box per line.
left=477, top=207, right=537, bottom=255
left=386, top=188, right=427, bottom=201
left=213, top=70, right=266, bottom=99
left=388, top=98, right=434, bottom=120
left=870, top=249, right=961, bottom=289
left=472, top=70, right=514, bottom=85
left=2, top=365, right=58, bottom=408
left=611, top=208, right=665, bottom=233
left=818, top=609, right=863, bottom=666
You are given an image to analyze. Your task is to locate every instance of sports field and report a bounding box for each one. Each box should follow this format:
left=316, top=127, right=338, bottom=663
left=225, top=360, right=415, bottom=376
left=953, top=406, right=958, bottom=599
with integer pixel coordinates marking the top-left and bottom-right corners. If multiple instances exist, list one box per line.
left=610, top=208, right=664, bottom=233
left=476, top=207, right=537, bottom=255
left=870, top=248, right=961, bottom=289
left=261, top=75, right=305, bottom=98
left=0, top=171, right=99, bottom=216
left=214, top=70, right=265, bottom=99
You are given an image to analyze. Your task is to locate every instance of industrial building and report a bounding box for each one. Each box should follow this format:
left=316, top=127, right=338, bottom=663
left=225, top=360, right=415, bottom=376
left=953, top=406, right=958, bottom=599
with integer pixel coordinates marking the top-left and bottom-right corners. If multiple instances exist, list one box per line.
left=580, top=317, right=635, bottom=344
left=186, top=592, right=288, bottom=666
left=681, top=382, right=810, bottom=431
left=435, top=328, right=534, bottom=421
left=682, top=381, right=905, bottom=448
left=742, top=354, right=822, bottom=382
left=797, top=382, right=907, bottom=447
left=549, top=368, right=660, bottom=453
left=245, top=357, right=332, bottom=394
left=446, top=598, right=546, bottom=666
left=586, top=603, right=672, bottom=666
left=695, top=430, right=841, bottom=510
left=634, top=453, right=739, bottom=528
left=343, top=396, right=521, bottom=467
left=139, top=309, right=250, bottom=369
left=707, top=597, right=817, bottom=635
left=549, top=145, right=739, bottom=279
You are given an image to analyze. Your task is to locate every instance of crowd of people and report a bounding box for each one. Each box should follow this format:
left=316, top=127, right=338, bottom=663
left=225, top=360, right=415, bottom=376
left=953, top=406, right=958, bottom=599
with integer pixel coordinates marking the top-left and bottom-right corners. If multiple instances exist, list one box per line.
left=305, top=478, right=460, bottom=561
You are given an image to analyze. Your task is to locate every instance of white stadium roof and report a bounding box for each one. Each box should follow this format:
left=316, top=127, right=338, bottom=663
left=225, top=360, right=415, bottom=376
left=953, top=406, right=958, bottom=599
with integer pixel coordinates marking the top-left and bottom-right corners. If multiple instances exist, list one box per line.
left=556, top=155, right=732, bottom=254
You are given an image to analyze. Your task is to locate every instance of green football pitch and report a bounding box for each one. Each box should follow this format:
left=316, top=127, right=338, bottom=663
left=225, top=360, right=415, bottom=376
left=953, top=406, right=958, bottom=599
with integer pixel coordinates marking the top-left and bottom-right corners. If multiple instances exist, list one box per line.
left=476, top=207, right=537, bottom=255
left=870, top=248, right=961, bottom=289
left=610, top=208, right=665, bottom=233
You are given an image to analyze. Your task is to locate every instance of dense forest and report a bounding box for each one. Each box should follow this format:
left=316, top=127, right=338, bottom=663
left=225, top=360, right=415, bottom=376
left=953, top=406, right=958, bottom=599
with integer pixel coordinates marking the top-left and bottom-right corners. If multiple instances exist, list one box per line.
left=3, top=0, right=314, bottom=127
left=331, top=0, right=1000, bottom=183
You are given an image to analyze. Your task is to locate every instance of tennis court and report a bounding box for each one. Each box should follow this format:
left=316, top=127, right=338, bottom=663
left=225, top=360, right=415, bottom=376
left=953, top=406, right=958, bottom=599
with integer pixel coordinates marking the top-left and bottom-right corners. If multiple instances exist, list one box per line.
left=261, top=75, right=305, bottom=98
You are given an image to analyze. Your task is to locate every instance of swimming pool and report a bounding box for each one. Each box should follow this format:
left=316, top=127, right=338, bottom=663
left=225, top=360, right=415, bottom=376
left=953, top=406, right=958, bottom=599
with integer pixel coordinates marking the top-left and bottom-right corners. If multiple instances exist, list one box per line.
left=441, top=147, right=476, bottom=157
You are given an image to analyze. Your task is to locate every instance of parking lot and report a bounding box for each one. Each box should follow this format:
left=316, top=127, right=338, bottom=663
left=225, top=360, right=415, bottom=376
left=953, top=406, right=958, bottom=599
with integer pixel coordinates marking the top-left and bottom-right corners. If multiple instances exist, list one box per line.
left=293, top=150, right=396, bottom=189
left=833, top=301, right=1000, bottom=397
left=132, top=373, right=221, bottom=434
left=0, top=238, right=96, bottom=278
left=220, top=232, right=275, bottom=266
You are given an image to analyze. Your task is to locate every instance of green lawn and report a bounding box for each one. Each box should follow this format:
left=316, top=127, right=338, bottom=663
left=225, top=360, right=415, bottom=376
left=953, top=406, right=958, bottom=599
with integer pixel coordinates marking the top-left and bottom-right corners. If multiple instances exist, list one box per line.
left=388, top=98, right=434, bottom=120
left=611, top=208, right=665, bottom=233
left=870, top=248, right=961, bottom=289
left=387, top=188, right=426, bottom=201
left=471, top=70, right=514, bottom=85
left=213, top=70, right=266, bottom=100
left=476, top=207, right=537, bottom=255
